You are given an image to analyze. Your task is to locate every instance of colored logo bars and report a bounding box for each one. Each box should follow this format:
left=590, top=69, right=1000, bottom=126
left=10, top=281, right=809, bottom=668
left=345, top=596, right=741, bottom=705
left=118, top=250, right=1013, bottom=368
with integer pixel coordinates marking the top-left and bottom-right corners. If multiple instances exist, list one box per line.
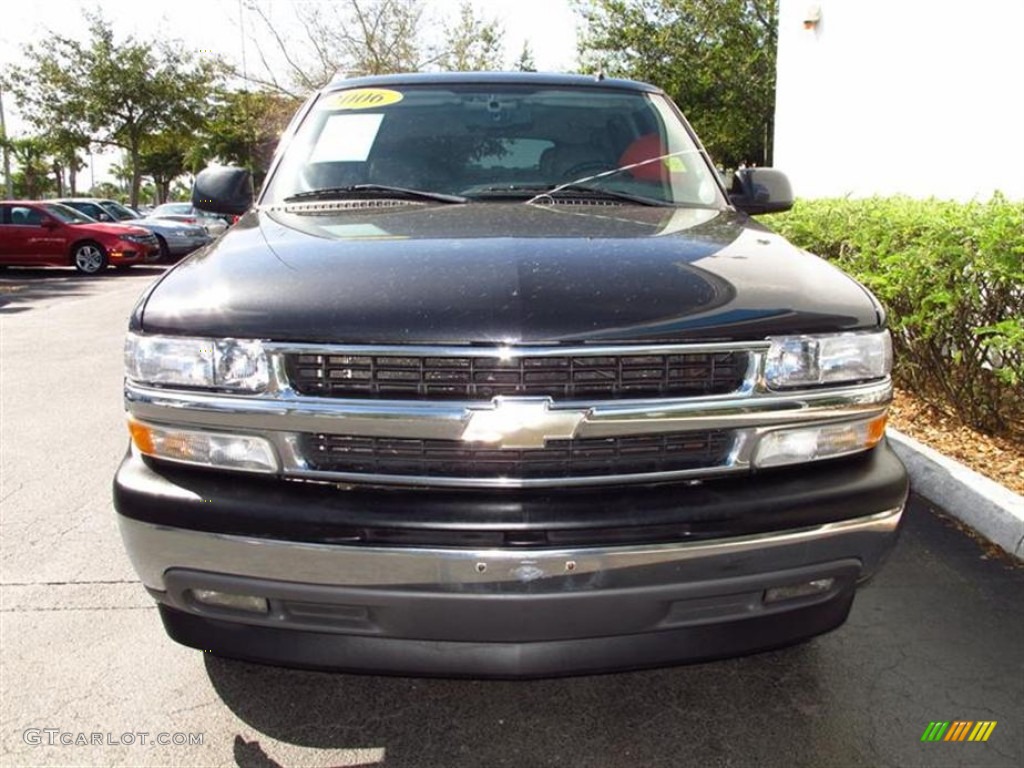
left=921, top=721, right=997, bottom=742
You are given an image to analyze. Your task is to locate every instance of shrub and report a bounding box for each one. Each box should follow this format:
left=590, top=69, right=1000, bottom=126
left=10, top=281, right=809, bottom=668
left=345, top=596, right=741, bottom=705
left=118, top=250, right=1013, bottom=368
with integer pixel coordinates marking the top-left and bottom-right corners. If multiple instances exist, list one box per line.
left=771, top=196, right=1024, bottom=438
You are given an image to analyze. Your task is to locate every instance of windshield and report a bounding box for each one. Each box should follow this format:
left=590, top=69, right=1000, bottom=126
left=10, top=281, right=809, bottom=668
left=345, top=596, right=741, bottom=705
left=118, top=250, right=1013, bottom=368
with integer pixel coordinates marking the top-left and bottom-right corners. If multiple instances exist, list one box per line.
left=42, top=203, right=95, bottom=224
left=101, top=200, right=139, bottom=220
left=153, top=204, right=190, bottom=215
left=263, top=84, right=724, bottom=208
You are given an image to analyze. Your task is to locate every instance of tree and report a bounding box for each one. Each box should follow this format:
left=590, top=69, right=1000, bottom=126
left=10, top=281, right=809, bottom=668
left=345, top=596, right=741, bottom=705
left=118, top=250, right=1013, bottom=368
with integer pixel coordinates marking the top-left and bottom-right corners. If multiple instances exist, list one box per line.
left=515, top=42, right=537, bottom=72
left=439, top=2, right=505, bottom=71
left=201, top=90, right=301, bottom=188
left=243, top=0, right=429, bottom=96
left=44, top=128, right=90, bottom=196
left=139, top=131, right=193, bottom=204
left=575, top=0, right=778, bottom=168
left=0, top=136, right=54, bottom=198
left=90, top=181, right=121, bottom=200
left=6, top=12, right=226, bottom=206
left=109, top=160, right=133, bottom=195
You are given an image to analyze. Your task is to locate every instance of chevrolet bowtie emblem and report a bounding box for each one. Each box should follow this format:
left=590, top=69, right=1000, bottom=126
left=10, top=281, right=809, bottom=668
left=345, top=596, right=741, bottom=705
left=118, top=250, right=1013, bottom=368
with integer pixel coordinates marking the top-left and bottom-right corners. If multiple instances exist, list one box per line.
left=461, top=398, right=587, bottom=450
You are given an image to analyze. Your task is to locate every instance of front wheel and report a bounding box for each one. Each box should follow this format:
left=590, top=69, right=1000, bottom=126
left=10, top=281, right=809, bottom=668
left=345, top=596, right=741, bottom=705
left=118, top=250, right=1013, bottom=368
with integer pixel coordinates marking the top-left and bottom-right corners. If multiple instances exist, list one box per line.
left=148, top=236, right=169, bottom=263
left=72, top=242, right=108, bottom=275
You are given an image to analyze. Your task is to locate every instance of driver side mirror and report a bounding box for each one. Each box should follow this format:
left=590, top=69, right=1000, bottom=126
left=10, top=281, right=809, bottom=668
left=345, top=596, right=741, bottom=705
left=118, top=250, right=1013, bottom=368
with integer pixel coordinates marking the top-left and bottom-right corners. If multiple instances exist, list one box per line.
left=193, top=166, right=254, bottom=216
left=729, top=168, right=794, bottom=215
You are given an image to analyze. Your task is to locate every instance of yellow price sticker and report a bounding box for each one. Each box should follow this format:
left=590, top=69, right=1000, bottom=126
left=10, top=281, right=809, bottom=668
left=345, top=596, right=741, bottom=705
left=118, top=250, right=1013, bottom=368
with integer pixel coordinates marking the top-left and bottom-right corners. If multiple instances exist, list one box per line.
left=328, top=88, right=404, bottom=110
left=664, top=156, right=687, bottom=173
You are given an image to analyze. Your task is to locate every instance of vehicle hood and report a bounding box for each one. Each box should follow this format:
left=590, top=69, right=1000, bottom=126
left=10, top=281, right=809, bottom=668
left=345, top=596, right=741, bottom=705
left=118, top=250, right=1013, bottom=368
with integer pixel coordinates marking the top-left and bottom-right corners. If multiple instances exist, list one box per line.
left=75, top=222, right=152, bottom=237
left=138, top=203, right=880, bottom=343
left=134, top=218, right=209, bottom=236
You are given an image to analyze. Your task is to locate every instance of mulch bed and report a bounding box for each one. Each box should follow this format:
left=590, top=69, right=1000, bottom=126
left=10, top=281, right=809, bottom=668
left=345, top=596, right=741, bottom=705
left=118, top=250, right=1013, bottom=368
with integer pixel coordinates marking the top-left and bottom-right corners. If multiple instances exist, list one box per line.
left=889, top=388, right=1024, bottom=495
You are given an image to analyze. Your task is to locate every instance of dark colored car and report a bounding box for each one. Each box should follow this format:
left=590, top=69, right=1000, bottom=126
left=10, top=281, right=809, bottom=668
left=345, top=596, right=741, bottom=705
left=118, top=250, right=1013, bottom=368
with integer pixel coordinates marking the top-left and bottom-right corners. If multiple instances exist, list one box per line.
left=115, top=73, right=908, bottom=678
left=0, top=201, right=158, bottom=274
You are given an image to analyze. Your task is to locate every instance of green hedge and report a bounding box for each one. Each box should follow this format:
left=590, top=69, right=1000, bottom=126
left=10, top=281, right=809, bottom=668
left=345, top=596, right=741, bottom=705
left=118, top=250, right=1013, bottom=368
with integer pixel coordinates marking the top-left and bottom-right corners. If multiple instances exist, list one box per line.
left=771, top=196, right=1024, bottom=437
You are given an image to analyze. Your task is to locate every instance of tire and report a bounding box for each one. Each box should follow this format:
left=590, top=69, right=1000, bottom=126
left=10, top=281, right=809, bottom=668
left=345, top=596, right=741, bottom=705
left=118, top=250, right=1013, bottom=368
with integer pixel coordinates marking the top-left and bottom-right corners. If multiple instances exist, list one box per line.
left=148, top=236, right=169, bottom=263
left=72, top=242, right=108, bottom=275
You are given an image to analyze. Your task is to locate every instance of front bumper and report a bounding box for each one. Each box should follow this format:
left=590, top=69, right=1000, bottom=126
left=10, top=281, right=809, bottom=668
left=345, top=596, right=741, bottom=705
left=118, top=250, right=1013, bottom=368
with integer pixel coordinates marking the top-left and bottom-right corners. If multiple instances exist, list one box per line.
left=164, top=234, right=212, bottom=255
left=115, top=449, right=906, bottom=677
left=108, top=249, right=146, bottom=264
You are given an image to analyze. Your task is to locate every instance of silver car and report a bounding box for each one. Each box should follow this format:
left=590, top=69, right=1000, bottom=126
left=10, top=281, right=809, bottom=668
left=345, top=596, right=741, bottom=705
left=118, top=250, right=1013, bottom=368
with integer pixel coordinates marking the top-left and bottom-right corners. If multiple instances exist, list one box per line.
left=150, top=203, right=230, bottom=237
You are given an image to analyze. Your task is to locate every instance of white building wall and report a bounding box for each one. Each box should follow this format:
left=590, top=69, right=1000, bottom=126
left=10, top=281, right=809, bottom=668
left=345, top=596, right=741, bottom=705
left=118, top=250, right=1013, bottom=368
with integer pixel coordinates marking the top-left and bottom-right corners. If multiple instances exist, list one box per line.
left=774, top=0, right=1024, bottom=200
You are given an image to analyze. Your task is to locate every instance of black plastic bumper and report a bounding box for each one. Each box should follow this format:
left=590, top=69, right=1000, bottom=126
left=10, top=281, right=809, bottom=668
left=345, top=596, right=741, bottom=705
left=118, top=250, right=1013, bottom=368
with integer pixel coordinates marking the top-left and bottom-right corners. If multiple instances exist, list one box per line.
left=160, top=584, right=857, bottom=679
left=114, top=441, right=909, bottom=547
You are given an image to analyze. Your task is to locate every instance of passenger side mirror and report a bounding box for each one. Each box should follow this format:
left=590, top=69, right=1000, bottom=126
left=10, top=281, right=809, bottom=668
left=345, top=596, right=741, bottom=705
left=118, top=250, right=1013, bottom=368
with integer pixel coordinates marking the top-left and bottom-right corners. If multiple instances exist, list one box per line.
left=729, top=168, right=794, bottom=215
left=193, top=166, right=254, bottom=216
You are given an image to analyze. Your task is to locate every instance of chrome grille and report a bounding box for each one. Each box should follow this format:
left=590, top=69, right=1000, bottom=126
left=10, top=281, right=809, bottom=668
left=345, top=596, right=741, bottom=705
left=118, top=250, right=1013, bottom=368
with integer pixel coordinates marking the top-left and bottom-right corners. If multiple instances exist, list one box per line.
left=285, top=350, right=749, bottom=400
left=301, top=430, right=735, bottom=480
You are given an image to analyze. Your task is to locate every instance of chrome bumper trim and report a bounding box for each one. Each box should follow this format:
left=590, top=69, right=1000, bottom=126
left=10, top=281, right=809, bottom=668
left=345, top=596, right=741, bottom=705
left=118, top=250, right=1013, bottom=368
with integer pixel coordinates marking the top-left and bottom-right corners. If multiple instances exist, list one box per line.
left=124, top=380, right=891, bottom=488
left=119, top=505, right=904, bottom=593
left=125, top=379, right=892, bottom=440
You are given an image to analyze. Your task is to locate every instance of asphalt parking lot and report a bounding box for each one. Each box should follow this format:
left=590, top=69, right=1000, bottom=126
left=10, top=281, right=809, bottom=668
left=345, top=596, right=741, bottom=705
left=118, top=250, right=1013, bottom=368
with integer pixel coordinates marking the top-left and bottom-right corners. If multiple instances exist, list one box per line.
left=1, top=267, right=1021, bottom=768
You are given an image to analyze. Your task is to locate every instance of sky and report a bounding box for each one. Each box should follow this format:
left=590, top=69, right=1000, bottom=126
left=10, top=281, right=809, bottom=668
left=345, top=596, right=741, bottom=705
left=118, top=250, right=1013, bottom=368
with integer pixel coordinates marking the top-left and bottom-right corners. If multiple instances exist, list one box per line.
left=0, top=0, right=582, bottom=185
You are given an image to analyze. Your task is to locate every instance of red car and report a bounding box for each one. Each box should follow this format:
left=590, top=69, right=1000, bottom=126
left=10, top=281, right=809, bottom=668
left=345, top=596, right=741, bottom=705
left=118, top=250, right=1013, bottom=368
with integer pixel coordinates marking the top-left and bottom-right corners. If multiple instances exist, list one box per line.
left=0, top=201, right=160, bottom=274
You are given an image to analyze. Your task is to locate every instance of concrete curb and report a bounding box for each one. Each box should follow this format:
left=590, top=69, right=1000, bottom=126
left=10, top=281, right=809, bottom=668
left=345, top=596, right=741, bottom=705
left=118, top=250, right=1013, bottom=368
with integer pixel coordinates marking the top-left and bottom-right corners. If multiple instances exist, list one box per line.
left=888, top=429, right=1024, bottom=559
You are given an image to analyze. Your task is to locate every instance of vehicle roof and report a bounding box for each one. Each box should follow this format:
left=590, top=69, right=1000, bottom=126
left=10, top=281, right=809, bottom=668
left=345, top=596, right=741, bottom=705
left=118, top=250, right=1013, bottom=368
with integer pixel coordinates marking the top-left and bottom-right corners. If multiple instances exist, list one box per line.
left=324, top=71, right=662, bottom=94
left=4, top=200, right=77, bottom=207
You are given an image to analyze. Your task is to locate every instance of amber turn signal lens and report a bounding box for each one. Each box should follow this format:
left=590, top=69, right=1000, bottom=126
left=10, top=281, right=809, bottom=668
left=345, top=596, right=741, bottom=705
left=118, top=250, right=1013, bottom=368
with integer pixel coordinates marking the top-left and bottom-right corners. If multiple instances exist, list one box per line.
left=754, top=412, right=889, bottom=468
left=125, top=418, right=278, bottom=472
left=128, top=419, right=155, bottom=454
left=865, top=413, right=888, bottom=446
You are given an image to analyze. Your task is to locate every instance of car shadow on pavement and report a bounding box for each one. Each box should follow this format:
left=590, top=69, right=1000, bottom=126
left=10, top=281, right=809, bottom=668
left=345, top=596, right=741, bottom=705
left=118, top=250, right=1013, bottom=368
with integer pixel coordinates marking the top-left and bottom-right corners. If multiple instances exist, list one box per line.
left=0, top=267, right=165, bottom=314
left=205, top=641, right=861, bottom=768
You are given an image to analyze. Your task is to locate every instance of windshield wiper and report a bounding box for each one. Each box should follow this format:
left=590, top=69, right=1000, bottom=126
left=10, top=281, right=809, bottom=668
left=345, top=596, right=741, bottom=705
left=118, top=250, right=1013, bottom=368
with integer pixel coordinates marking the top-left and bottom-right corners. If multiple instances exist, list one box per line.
left=520, top=148, right=706, bottom=206
left=469, top=184, right=670, bottom=207
left=284, top=184, right=468, bottom=205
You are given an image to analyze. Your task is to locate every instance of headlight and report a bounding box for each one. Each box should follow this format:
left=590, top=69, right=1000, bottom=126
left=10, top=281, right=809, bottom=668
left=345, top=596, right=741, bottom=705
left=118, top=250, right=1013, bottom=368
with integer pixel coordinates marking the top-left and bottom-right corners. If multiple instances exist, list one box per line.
left=123, top=234, right=152, bottom=243
left=765, top=331, right=892, bottom=389
left=125, top=333, right=269, bottom=391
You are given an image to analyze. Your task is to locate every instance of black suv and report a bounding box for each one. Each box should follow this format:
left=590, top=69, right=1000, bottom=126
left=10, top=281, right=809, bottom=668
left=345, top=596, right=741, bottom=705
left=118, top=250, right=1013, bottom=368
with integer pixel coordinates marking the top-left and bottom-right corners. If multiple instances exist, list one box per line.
left=114, top=73, right=908, bottom=677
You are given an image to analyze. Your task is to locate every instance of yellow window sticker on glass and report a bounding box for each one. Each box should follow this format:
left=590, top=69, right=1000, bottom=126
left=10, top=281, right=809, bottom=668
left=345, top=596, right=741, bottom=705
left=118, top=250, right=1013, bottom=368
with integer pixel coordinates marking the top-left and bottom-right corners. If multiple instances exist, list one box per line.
left=664, top=156, right=688, bottom=173
left=329, top=88, right=404, bottom=110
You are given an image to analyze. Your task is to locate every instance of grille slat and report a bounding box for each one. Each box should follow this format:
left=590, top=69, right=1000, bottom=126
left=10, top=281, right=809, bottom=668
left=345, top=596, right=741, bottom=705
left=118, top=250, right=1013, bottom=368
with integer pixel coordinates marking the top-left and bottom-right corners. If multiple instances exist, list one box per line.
left=303, top=431, right=734, bottom=480
left=286, top=351, right=748, bottom=400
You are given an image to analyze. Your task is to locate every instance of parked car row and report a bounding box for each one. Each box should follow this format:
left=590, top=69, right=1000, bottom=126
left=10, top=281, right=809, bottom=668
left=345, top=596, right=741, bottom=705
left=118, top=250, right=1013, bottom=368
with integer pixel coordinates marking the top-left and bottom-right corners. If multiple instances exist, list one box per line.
left=56, top=199, right=213, bottom=261
left=0, top=197, right=228, bottom=275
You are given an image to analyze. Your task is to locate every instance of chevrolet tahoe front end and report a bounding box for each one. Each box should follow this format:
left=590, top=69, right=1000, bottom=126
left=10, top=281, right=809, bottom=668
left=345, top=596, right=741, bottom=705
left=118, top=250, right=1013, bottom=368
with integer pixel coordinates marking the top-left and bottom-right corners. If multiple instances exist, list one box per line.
left=114, top=73, right=908, bottom=677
